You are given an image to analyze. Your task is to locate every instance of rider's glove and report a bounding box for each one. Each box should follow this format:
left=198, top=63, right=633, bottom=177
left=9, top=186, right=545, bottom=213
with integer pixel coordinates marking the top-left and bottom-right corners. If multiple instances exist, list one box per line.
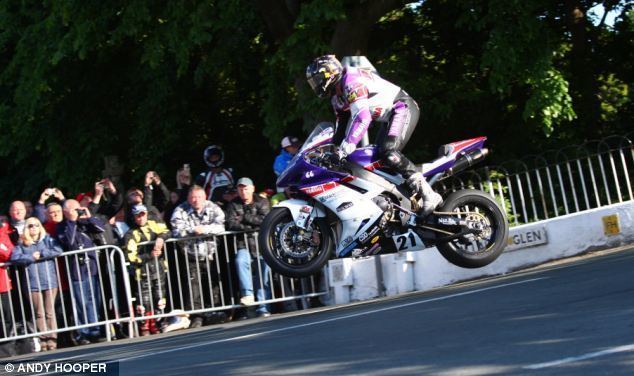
left=340, top=141, right=356, bottom=156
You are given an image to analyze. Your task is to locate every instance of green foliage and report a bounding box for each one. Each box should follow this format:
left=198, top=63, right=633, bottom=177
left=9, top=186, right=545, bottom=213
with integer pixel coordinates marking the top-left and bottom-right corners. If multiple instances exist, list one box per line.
left=597, top=73, right=629, bottom=122
left=0, top=0, right=631, bottom=207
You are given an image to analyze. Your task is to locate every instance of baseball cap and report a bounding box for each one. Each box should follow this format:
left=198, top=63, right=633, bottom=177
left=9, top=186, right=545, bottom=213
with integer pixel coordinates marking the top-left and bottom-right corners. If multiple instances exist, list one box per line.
left=75, top=192, right=93, bottom=203
left=281, top=136, right=300, bottom=149
left=131, top=204, right=148, bottom=215
left=236, top=177, right=254, bottom=187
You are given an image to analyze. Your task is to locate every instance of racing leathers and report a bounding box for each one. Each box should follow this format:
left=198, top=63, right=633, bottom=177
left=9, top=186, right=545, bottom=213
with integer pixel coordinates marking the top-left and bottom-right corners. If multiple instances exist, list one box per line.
left=331, top=66, right=442, bottom=215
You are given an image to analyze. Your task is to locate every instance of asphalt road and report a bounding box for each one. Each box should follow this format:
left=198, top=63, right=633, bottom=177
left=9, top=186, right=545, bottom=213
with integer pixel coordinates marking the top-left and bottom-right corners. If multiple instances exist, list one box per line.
left=4, top=246, right=634, bottom=375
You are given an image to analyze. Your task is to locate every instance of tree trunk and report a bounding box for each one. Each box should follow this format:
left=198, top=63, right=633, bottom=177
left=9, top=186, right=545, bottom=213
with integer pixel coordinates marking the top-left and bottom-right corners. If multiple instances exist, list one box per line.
left=330, top=0, right=402, bottom=56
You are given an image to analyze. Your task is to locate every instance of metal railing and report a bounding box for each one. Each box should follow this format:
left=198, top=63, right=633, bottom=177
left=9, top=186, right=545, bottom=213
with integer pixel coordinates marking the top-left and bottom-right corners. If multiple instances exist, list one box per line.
left=433, top=135, right=634, bottom=226
left=0, top=246, right=133, bottom=344
left=0, top=232, right=327, bottom=345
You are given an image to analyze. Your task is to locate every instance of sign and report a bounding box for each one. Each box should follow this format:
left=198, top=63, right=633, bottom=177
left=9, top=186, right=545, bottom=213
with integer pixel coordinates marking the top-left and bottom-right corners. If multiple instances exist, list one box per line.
left=602, top=214, right=621, bottom=236
left=506, top=227, right=548, bottom=252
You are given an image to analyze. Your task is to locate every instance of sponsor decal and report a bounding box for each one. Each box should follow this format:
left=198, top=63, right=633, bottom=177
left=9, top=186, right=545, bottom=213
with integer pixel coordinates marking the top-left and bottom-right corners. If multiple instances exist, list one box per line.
left=300, top=205, right=312, bottom=213
left=318, top=191, right=338, bottom=203
left=366, top=243, right=381, bottom=255
left=351, top=120, right=368, bottom=138
left=364, top=161, right=382, bottom=172
left=437, top=216, right=459, bottom=226
left=336, top=202, right=353, bottom=212
left=346, top=84, right=368, bottom=103
left=305, top=171, right=314, bottom=178
left=301, top=182, right=339, bottom=197
left=358, top=226, right=380, bottom=244
left=340, top=236, right=353, bottom=247
left=340, top=241, right=358, bottom=256
left=371, top=236, right=380, bottom=244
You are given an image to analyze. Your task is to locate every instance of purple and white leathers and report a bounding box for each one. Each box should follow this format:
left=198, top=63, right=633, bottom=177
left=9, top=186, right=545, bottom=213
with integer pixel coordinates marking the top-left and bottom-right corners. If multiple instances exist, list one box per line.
left=306, top=55, right=441, bottom=216
left=259, top=123, right=509, bottom=278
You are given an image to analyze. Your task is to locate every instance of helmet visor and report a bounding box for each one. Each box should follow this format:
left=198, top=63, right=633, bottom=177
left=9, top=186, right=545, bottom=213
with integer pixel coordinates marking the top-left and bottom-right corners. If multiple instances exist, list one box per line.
left=307, top=74, right=323, bottom=95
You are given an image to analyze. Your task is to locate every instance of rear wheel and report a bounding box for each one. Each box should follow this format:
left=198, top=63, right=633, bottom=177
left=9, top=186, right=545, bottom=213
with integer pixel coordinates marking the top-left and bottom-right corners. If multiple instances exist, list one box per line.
left=435, top=189, right=509, bottom=268
left=258, top=208, right=333, bottom=278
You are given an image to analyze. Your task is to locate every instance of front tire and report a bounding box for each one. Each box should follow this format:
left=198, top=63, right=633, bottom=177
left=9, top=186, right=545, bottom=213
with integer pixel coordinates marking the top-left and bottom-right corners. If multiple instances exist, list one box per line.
left=435, top=189, right=509, bottom=268
left=258, top=208, right=333, bottom=278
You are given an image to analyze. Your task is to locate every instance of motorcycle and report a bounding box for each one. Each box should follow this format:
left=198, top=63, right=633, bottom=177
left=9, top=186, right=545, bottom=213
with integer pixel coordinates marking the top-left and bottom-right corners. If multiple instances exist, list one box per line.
left=259, top=123, right=509, bottom=278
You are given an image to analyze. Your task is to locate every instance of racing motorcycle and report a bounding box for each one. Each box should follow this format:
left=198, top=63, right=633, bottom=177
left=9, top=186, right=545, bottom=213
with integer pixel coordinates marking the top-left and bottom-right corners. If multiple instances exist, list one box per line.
left=259, top=123, right=509, bottom=278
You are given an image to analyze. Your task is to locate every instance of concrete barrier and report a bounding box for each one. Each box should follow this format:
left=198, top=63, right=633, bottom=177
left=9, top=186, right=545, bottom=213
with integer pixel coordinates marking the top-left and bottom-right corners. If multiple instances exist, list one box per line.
left=328, top=201, right=634, bottom=304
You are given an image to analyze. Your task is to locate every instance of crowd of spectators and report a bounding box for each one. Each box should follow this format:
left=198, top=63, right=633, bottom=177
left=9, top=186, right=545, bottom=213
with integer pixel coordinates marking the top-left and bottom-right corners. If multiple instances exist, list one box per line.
left=0, top=137, right=306, bottom=356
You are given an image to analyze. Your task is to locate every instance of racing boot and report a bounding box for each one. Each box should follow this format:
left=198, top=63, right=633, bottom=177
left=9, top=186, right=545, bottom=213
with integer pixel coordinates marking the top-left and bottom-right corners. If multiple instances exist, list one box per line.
left=407, top=172, right=443, bottom=217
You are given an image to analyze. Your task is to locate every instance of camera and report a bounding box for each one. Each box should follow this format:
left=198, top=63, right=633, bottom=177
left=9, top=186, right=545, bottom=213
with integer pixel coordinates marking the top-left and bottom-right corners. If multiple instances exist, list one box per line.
left=76, top=208, right=87, bottom=216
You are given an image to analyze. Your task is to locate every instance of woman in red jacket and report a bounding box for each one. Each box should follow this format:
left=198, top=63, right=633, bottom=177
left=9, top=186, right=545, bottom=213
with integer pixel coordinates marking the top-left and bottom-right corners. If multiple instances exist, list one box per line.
left=0, top=220, right=14, bottom=349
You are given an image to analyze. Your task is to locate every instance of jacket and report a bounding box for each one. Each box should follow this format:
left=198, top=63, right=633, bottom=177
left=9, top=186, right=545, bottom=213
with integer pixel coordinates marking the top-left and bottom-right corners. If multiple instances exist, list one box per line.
left=273, top=149, right=295, bottom=176
left=225, top=195, right=270, bottom=256
left=123, top=220, right=170, bottom=281
left=194, top=168, right=234, bottom=203
left=10, top=235, right=62, bottom=291
left=170, top=200, right=225, bottom=260
left=0, top=222, right=13, bottom=293
left=56, top=217, right=105, bottom=281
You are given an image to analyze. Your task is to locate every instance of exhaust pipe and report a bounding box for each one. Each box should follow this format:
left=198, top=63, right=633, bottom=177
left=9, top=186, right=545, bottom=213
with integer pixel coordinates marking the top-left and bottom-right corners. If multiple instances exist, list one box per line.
left=447, top=148, right=489, bottom=175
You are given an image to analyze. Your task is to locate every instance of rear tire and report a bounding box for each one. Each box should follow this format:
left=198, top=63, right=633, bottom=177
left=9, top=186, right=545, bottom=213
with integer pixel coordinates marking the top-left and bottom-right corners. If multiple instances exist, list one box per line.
left=435, top=189, right=509, bottom=268
left=258, top=208, right=333, bottom=278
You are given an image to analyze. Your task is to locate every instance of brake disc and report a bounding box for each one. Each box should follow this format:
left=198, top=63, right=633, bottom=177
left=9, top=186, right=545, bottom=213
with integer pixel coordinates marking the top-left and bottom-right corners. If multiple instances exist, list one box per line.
left=278, top=222, right=317, bottom=259
left=464, top=212, right=492, bottom=240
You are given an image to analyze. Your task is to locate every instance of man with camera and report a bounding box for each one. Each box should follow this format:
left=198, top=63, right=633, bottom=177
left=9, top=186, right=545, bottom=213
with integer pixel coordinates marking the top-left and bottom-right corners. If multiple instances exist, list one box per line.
left=55, top=199, right=106, bottom=345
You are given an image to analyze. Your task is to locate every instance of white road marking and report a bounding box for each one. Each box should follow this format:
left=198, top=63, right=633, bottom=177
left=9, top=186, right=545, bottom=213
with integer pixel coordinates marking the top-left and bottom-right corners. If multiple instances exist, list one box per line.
left=523, top=344, right=634, bottom=369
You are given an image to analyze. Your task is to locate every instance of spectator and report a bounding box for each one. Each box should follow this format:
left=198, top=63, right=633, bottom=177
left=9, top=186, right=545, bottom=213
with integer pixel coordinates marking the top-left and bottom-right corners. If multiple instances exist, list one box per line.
left=41, top=201, right=73, bottom=337
left=85, top=180, right=121, bottom=246
left=56, top=199, right=105, bottom=345
left=10, top=217, right=62, bottom=351
left=23, top=201, right=34, bottom=219
left=8, top=201, right=27, bottom=244
left=225, top=177, right=272, bottom=318
left=109, top=209, right=129, bottom=246
left=0, top=220, right=14, bottom=355
left=195, top=145, right=234, bottom=206
left=90, top=178, right=123, bottom=220
left=175, top=164, right=192, bottom=203
left=34, top=188, right=65, bottom=226
left=123, top=188, right=161, bottom=228
left=123, top=204, right=170, bottom=336
left=163, top=191, right=182, bottom=229
left=75, top=192, right=93, bottom=208
left=171, top=185, right=226, bottom=328
left=143, top=171, right=170, bottom=213
left=273, top=136, right=301, bottom=184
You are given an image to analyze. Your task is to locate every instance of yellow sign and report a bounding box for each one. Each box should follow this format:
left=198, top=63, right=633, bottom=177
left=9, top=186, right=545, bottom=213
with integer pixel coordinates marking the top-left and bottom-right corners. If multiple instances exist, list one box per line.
left=602, top=214, right=621, bottom=236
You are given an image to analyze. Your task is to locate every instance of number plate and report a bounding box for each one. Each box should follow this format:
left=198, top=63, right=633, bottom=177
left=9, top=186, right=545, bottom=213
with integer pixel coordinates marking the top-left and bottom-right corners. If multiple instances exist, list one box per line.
left=392, top=230, right=422, bottom=251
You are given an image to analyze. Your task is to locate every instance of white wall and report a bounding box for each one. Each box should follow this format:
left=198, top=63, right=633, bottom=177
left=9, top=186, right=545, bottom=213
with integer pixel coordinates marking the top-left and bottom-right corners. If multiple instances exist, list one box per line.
left=327, top=201, right=634, bottom=304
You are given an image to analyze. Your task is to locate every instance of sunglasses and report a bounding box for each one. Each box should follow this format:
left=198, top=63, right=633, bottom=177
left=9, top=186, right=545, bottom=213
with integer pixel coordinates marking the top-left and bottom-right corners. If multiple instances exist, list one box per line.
left=27, top=224, right=39, bottom=229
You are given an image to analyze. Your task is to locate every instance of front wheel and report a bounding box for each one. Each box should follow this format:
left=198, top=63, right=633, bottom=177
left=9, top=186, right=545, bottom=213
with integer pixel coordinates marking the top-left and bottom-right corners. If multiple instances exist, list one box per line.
left=435, top=189, right=509, bottom=268
left=258, top=208, right=333, bottom=278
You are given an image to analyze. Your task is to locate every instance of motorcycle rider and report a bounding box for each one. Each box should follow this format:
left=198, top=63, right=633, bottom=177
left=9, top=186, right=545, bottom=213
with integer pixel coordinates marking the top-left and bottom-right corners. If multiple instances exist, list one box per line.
left=305, top=55, right=442, bottom=216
